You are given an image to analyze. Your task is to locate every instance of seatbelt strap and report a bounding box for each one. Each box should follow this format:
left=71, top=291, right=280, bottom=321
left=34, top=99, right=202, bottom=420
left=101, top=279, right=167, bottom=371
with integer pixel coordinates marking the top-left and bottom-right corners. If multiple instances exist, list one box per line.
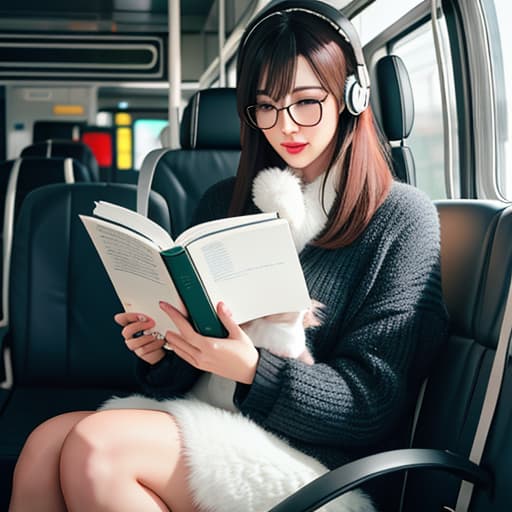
left=454, top=270, right=512, bottom=511
left=136, top=148, right=168, bottom=216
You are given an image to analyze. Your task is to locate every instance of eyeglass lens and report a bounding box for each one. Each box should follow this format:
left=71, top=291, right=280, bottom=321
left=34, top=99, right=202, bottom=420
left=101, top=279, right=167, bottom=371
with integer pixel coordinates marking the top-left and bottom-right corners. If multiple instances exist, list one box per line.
left=248, top=100, right=322, bottom=129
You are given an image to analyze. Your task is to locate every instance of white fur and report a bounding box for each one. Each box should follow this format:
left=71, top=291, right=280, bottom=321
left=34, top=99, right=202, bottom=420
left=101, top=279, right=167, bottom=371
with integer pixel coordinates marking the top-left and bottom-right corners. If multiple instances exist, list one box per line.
left=246, top=166, right=338, bottom=360
left=252, top=167, right=338, bottom=252
left=252, top=167, right=306, bottom=242
left=243, top=310, right=307, bottom=358
left=100, top=395, right=376, bottom=512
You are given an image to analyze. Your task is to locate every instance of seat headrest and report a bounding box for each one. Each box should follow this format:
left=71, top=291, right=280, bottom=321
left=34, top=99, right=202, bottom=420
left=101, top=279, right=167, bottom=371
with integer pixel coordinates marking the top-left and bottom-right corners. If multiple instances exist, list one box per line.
left=32, top=120, right=85, bottom=143
left=376, top=55, right=414, bottom=141
left=180, top=88, right=240, bottom=150
left=21, top=140, right=100, bottom=181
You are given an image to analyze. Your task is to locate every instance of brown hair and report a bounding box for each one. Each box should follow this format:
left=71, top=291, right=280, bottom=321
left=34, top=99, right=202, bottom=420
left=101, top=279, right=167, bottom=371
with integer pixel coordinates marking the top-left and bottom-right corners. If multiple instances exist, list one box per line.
left=230, top=9, right=393, bottom=248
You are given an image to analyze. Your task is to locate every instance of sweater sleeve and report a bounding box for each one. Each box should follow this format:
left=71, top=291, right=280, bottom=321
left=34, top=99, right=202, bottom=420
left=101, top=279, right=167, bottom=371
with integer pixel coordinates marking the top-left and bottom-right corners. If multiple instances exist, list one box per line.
left=234, top=186, right=448, bottom=449
left=135, top=352, right=203, bottom=398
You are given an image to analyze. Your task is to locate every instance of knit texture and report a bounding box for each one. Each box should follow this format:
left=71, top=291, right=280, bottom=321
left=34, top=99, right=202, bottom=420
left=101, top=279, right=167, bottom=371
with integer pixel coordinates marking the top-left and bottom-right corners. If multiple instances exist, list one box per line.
left=136, top=178, right=448, bottom=471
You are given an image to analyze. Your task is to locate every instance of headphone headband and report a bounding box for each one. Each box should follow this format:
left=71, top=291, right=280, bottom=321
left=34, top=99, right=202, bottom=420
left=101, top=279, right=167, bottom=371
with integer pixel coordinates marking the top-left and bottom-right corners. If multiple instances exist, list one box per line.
left=238, top=0, right=370, bottom=115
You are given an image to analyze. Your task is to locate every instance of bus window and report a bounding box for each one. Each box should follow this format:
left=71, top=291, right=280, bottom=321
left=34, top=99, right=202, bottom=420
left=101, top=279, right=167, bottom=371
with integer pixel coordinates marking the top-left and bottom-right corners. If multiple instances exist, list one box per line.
left=353, top=1, right=457, bottom=199
left=352, top=0, right=423, bottom=46
left=484, top=0, right=512, bottom=199
left=133, top=118, right=168, bottom=169
left=392, top=22, right=458, bottom=200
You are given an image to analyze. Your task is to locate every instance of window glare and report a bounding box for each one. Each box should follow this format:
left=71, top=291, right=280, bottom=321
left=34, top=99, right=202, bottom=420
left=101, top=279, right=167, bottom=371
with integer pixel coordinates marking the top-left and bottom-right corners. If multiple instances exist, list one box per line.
left=352, top=0, right=423, bottom=45
left=488, top=0, right=512, bottom=199
left=393, top=26, right=448, bottom=200
left=133, top=119, right=168, bottom=170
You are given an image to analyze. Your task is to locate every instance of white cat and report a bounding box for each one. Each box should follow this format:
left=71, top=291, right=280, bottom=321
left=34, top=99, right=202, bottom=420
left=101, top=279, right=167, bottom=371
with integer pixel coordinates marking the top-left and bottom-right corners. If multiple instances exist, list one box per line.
left=187, top=166, right=334, bottom=409
left=241, top=166, right=337, bottom=362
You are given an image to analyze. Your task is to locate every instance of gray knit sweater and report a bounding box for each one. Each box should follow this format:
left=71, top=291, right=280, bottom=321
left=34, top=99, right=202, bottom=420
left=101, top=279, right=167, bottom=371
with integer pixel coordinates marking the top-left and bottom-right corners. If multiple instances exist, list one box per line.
left=136, top=178, right=448, bottom=471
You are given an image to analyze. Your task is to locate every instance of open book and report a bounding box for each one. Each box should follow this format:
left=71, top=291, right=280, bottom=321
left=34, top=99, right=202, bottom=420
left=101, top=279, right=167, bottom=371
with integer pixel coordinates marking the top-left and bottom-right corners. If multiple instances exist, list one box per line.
left=80, top=201, right=311, bottom=338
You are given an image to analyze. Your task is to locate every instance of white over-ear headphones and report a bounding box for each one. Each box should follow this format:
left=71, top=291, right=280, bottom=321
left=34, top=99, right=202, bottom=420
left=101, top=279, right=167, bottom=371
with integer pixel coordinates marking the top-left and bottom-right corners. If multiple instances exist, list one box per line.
left=238, top=0, right=370, bottom=116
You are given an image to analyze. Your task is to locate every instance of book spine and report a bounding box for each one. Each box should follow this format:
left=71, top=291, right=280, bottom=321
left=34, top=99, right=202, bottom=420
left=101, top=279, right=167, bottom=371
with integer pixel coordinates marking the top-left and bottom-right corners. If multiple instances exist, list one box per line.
left=161, top=246, right=228, bottom=338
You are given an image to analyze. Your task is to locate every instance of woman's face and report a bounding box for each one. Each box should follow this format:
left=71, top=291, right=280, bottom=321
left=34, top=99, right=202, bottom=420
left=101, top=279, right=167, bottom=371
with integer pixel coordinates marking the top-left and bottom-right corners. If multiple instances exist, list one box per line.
left=256, top=55, right=340, bottom=183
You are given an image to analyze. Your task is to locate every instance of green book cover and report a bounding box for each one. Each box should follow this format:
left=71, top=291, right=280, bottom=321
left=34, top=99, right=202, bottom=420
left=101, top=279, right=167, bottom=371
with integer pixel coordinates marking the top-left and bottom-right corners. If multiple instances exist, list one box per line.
left=162, top=246, right=228, bottom=338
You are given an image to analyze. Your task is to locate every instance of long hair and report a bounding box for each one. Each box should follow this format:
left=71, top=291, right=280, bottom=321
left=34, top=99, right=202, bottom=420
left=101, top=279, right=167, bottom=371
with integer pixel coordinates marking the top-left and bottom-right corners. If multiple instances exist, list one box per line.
left=230, top=9, right=393, bottom=248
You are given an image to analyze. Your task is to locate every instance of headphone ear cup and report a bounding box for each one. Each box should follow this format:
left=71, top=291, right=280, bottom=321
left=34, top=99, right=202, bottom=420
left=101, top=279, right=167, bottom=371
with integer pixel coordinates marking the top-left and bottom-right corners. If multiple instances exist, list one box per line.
left=344, top=74, right=370, bottom=116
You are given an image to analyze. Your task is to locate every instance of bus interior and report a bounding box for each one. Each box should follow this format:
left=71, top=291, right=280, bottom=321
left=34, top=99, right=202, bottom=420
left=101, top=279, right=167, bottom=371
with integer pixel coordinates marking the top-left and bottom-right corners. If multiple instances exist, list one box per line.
left=0, top=0, right=512, bottom=510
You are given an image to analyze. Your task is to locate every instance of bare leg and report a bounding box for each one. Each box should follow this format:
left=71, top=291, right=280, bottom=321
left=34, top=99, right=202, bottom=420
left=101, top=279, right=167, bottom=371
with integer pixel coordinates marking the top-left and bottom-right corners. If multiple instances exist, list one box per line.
left=59, top=408, right=198, bottom=512
left=9, top=411, right=93, bottom=512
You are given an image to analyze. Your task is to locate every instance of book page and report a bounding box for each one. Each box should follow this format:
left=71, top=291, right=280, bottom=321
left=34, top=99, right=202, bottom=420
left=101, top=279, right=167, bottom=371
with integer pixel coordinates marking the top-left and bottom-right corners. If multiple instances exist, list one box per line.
left=93, top=201, right=174, bottom=251
left=176, top=212, right=277, bottom=247
left=80, top=215, right=186, bottom=337
left=185, top=219, right=310, bottom=324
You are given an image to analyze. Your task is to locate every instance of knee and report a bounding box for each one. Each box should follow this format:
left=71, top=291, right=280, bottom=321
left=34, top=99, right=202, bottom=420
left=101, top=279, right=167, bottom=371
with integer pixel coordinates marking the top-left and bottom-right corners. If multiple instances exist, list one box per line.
left=59, top=412, right=119, bottom=499
left=12, top=414, right=74, bottom=497
left=17, top=415, right=68, bottom=471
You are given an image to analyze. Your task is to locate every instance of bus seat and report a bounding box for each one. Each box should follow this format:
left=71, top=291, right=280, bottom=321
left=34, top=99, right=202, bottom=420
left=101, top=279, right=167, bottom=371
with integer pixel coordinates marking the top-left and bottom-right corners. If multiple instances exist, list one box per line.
left=32, top=120, right=85, bottom=143
left=399, top=200, right=512, bottom=511
left=375, top=54, right=416, bottom=185
left=268, top=200, right=511, bottom=512
left=0, top=157, right=93, bottom=321
left=148, top=87, right=240, bottom=238
left=0, top=182, right=171, bottom=509
left=21, top=139, right=100, bottom=181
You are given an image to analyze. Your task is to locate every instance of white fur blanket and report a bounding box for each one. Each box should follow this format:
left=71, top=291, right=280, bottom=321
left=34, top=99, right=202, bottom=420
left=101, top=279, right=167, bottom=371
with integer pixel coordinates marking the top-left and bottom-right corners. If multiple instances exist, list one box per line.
left=100, top=395, right=376, bottom=512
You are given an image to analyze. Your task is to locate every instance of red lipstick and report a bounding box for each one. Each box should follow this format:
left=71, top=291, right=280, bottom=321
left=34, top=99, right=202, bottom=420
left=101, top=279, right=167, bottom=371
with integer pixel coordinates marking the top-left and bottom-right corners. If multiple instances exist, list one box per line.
left=281, top=142, right=308, bottom=154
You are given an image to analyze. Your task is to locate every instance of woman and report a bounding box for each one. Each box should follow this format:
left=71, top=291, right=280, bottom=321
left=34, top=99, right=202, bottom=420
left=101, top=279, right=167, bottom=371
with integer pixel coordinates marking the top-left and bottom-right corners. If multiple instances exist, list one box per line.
left=9, top=1, right=448, bottom=511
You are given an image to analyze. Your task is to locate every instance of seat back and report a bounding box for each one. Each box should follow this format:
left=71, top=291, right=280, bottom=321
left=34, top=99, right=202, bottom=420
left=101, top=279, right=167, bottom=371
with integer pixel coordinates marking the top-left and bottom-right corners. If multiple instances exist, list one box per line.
left=146, top=87, right=240, bottom=238
left=32, top=120, right=84, bottom=143
left=21, top=139, right=100, bottom=181
left=0, top=157, right=92, bottom=321
left=376, top=55, right=416, bottom=185
left=7, top=182, right=171, bottom=388
left=401, top=201, right=512, bottom=511
left=0, top=182, right=171, bottom=508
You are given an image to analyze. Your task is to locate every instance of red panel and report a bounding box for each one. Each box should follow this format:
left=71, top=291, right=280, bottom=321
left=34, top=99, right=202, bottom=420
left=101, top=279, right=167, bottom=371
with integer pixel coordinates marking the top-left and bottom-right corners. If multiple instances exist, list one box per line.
left=81, top=132, right=113, bottom=168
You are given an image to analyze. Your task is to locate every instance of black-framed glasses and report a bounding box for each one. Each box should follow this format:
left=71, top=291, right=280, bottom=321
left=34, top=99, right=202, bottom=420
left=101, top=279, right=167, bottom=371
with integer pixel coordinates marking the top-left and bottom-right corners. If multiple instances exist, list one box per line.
left=245, top=95, right=329, bottom=130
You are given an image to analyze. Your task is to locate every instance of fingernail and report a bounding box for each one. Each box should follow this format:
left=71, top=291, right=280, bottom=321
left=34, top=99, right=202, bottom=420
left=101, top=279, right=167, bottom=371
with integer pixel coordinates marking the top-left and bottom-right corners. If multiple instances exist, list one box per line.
left=221, top=302, right=232, bottom=317
left=159, top=301, right=170, bottom=309
left=137, top=314, right=147, bottom=322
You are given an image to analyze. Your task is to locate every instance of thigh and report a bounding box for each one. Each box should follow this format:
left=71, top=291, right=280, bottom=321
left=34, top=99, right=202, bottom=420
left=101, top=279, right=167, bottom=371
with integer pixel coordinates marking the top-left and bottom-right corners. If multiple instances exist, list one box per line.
left=17, top=411, right=93, bottom=465
left=62, top=408, right=196, bottom=510
left=10, top=411, right=94, bottom=511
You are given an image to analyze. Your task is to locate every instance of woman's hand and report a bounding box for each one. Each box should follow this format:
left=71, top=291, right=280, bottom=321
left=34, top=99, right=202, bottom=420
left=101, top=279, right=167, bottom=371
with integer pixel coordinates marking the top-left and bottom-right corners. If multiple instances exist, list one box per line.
left=160, top=301, right=259, bottom=384
left=113, top=312, right=166, bottom=365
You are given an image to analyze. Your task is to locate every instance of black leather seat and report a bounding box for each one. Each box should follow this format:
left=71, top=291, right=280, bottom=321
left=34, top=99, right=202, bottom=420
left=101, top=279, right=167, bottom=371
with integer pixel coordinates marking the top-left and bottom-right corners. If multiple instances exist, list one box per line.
left=400, top=200, right=512, bottom=511
left=376, top=55, right=416, bottom=185
left=0, top=183, right=171, bottom=509
left=21, top=139, right=100, bottom=181
left=0, top=157, right=92, bottom=321
left=139, top=87, right=240, bottom=238
left=32, top=120, right=85, bottom=143
left=267, top=201, right=512, bottom=512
